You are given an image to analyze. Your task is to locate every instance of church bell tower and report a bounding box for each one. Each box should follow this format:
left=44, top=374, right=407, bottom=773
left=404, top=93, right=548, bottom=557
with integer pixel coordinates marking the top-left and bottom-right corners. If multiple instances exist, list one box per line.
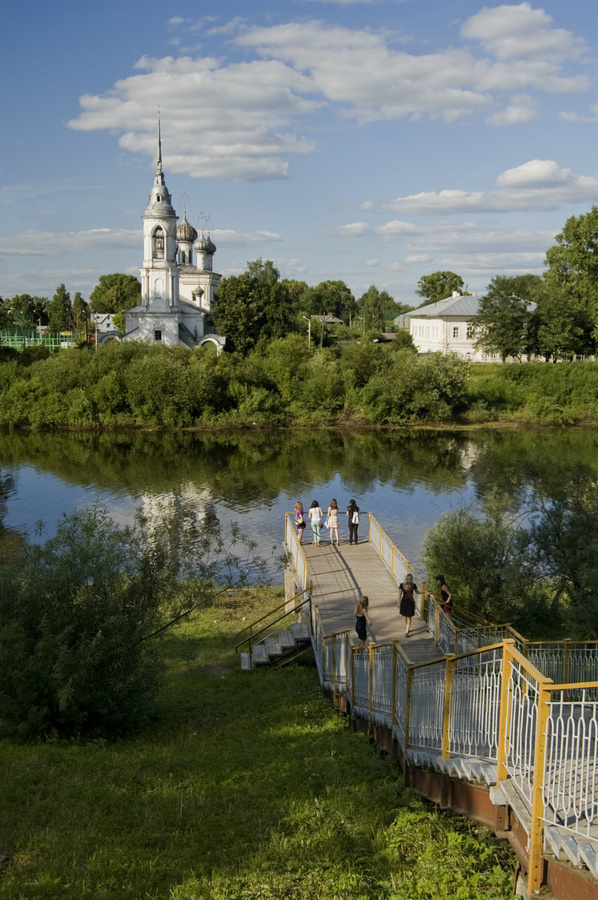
left=140, top=120, right=180, bottom=312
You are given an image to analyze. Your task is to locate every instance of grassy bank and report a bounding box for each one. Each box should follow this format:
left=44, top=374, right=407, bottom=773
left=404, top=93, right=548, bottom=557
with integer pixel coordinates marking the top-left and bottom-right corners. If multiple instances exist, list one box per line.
left=0, top=589, right=515, bottom=899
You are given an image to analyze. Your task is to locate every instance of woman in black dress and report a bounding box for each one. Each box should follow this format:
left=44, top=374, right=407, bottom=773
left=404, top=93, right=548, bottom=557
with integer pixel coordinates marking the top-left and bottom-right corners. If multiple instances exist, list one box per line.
left=354, top=595, right=371, bottom=648
left=398, top=574, right=420, bottom=637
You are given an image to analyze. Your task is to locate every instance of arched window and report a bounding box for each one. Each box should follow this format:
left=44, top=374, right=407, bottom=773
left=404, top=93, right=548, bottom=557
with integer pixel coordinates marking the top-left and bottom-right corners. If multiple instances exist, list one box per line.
left=153, top=227, right=165, bottom=259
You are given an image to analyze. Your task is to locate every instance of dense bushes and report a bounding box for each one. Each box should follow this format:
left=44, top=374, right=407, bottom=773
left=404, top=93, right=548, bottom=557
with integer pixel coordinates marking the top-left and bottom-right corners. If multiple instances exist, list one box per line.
left=0, top=503, right=263, bottom=739
left=3, top=339, right=598, bottom=428
left=0, top=338, right=466, bottom=427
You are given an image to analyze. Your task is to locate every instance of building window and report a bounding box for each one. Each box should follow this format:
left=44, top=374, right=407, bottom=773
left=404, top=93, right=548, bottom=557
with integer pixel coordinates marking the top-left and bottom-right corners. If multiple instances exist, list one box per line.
left=153, top=227, right=165, bottom=259
left=467, top=325, right=474, bottom=339
left=452, top=326, right=459, bottom=338
left=154, top=329, right=162, bottom=342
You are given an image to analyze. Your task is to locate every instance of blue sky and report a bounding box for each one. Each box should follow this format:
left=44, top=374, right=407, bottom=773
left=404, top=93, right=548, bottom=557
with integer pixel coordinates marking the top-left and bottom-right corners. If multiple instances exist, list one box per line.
left=1, top=0, right=597, bottom=306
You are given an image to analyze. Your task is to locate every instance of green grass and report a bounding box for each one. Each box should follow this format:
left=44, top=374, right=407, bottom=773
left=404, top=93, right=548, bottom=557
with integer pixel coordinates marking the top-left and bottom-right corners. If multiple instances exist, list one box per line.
left=0, top=589, right=515, bottom=899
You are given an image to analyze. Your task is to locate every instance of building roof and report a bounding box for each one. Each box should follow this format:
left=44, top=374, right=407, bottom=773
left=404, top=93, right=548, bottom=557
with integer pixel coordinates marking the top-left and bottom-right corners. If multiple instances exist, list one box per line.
left=409, top=293, right=481, bottom=319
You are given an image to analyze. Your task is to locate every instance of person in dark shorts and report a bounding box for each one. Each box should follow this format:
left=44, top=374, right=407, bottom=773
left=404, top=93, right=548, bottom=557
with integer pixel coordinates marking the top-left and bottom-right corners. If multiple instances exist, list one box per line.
left=354, top=595, right=371, bottom=647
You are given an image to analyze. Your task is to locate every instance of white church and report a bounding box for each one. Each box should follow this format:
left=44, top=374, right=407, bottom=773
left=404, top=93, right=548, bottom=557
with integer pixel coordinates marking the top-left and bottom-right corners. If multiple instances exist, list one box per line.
left=123, top=130, right=225, bottom=351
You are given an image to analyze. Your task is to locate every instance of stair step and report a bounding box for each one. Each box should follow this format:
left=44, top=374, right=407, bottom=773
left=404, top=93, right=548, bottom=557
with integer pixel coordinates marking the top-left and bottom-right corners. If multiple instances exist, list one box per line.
left=544, top=825, right=563, bottom=859
left=265, top=635, right=283, bottom=658
left=278, top=629, right=296, bottom=650
left=291, top=622, right=309, bottom=642
left=560, top=833, right=582, bottom=867
left=578, top=840, right=598, bottom=878
left=251, top=644, right=268, bottom=665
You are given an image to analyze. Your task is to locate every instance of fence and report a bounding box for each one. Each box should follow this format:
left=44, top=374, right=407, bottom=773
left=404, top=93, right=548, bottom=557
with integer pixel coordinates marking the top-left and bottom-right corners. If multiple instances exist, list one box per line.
left=284, top=511, right=598, bottom=894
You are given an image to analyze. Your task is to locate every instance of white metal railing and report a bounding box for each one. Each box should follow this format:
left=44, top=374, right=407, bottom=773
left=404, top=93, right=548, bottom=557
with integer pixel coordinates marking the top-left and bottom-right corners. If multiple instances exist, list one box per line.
left=408, top=660, right=445, bottom=753
left=449, top=646, right=502, bottom=760
left=283, top=513, right=598, bottom=895
left=352, top=648, right=370, bottom=717
left=543, top=688, right=598, bottom=840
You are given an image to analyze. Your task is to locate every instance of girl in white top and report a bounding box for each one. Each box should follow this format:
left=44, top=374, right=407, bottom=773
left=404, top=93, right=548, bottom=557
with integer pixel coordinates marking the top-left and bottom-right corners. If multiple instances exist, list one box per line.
left=308, top=500, right=323, bottom=546
left=327, top=498, right=339, bottom=546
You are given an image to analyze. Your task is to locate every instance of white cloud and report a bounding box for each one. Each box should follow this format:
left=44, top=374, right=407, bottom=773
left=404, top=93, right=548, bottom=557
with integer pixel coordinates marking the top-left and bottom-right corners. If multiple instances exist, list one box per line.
left=486, top=94, right=539, bottom=126
left=211, top=229, right=282, bottom=246
left=67, top=9, right=591, bottom=181
left=69, top=55, right=321, bottom=181
left=0, top=227, right=281, bottom=261
left=461, top=3, right=585, bottom=63
left=560, top=102, right=598, bottom=123
left=0, top=228, right=140, bottom=258
left=331, top=221, right=371, bottom=236
left=381, top=160, right=598, bottom=214
left=365, top=258, right=380, bottom=266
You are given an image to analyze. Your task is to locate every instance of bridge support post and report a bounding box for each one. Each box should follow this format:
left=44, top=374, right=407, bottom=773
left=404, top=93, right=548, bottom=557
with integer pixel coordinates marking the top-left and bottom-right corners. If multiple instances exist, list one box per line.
left=442, top=655, right=456, bottom=759
left=528, top=681, right=550, bottom=895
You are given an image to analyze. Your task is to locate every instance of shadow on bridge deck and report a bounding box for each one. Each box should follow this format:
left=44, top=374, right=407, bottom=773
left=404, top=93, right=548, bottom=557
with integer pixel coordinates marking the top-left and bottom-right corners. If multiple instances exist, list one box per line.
left=302, top=539, right=440, bottom=665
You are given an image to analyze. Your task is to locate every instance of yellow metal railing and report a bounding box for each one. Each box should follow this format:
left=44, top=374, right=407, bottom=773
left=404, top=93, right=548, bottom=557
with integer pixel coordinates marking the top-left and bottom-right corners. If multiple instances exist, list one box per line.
left=282, top=512, right=598, bottom=894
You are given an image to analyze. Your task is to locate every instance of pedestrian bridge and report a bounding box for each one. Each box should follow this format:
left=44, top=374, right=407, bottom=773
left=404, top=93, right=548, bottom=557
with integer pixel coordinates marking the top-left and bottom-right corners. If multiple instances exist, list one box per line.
left=236, top=513, right=598, bottom=899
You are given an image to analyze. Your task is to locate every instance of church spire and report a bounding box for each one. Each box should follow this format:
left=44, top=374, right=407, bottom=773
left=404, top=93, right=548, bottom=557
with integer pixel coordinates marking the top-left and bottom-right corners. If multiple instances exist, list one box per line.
left=157, top=114, right=163, bottom=175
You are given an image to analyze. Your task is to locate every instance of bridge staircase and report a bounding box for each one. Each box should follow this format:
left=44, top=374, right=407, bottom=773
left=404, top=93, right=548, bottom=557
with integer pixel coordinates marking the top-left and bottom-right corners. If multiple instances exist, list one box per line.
left=234, top=589, right=313, bottom=670
left=263, top=511, right=598, bottom=899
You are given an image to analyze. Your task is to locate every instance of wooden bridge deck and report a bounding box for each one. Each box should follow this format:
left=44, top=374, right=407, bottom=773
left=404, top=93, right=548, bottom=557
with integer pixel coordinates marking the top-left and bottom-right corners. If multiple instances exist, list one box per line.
left=303, top=539, right=441, bottom=665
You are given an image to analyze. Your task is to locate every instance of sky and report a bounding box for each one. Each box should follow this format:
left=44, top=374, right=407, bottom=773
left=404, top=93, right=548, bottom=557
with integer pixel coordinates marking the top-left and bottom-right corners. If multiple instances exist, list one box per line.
left=1, top=0, right=597, bottom=307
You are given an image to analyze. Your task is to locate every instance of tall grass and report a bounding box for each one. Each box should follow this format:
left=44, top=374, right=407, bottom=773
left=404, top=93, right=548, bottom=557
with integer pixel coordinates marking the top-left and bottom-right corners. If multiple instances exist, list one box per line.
left=0, top=589, right=515, bottom=899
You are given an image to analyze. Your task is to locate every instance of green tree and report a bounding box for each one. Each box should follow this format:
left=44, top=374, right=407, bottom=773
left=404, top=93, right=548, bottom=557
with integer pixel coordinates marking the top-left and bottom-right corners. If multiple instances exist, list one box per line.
left=0, top=503, right=265, bottom=739
left=474, top=275, right=540, bottom=362
left=46, top=284, right=72, bottom=333
left=7, top=294, right=36, bottom=329
left=533, top=281, right=594, bottom=360
left=357, top=286, right=392, bottom=332
left=213, top=260, right=297, bottom=354
left=422, top=492, right=546, bottom=628
left=545, top=206, right=598, bottom=339
left=89, top=274, right=141, bottom=315
left=416, top=271, right=464, bottom=306
left=301, top=280, right=356, bottom=324
left=71, top=292, right=90, bottom=336
left=213, top=272, right=261, bottom=355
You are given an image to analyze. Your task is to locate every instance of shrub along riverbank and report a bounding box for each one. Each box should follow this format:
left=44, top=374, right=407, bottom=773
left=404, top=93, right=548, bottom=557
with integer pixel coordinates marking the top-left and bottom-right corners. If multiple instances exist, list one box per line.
left=0, top=588, right=515, bottom=900
left=1, top=337, right=598, bottom=428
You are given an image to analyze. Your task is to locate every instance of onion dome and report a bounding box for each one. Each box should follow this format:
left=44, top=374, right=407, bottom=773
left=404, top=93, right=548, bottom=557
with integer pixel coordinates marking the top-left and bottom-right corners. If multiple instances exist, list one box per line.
left=195, top=232, right=217, bottom=254
left=177, top=214, right=198, bottom=243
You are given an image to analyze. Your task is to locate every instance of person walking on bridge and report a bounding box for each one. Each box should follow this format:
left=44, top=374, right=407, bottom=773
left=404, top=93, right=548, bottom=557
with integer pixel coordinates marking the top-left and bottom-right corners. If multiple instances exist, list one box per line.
left=354, top=596, right=371, bottom=648
left=398, top=573, right=420, bottom=637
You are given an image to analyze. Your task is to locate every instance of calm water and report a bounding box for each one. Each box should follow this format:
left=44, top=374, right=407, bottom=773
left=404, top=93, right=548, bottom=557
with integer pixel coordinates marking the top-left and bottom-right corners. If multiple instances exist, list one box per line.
left=2, top=428, right=598, bottom=581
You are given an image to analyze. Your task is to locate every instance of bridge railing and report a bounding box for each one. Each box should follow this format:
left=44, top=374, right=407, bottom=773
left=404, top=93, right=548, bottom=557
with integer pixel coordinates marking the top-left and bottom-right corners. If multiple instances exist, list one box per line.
left=367, top=513, right=498, bottom=655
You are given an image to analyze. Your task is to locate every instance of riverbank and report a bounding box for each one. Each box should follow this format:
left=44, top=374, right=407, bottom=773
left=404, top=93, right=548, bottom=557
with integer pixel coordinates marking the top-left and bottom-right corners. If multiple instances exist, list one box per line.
left=2, top=339, right=598, bottom=429
left=0, top=588, right=514, bottom=899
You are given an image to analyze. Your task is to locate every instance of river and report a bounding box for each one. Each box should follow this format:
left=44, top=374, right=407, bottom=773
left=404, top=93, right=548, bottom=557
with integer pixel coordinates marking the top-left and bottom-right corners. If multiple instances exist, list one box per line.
left=1, top=427, right=598, bottom=580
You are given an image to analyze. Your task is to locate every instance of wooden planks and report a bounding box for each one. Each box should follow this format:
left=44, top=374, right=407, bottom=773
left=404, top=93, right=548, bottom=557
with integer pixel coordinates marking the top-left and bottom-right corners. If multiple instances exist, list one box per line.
left=302, top=538, right=441, bottom=665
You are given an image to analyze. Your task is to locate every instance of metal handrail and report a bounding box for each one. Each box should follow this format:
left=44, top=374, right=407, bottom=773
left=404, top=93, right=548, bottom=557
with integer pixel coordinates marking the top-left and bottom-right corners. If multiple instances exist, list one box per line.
left=234, top=594, right=312, bottom=653
left=233, top=586, right=310, bottom=645
left=283, top=511, right=598, bottom=895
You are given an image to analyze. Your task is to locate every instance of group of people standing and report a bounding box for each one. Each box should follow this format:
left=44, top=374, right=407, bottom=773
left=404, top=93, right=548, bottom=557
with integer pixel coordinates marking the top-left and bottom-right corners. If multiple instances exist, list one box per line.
left=294, top=498, right=361, bottom=547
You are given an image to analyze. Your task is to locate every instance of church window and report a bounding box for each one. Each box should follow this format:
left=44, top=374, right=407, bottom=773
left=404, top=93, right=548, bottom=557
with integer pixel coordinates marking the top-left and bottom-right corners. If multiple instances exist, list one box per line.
left=452, top=326, right=459, bottom=338
left=154, top=329, right=162, bottom=342
left=153, top=228, right=165, bottom=259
